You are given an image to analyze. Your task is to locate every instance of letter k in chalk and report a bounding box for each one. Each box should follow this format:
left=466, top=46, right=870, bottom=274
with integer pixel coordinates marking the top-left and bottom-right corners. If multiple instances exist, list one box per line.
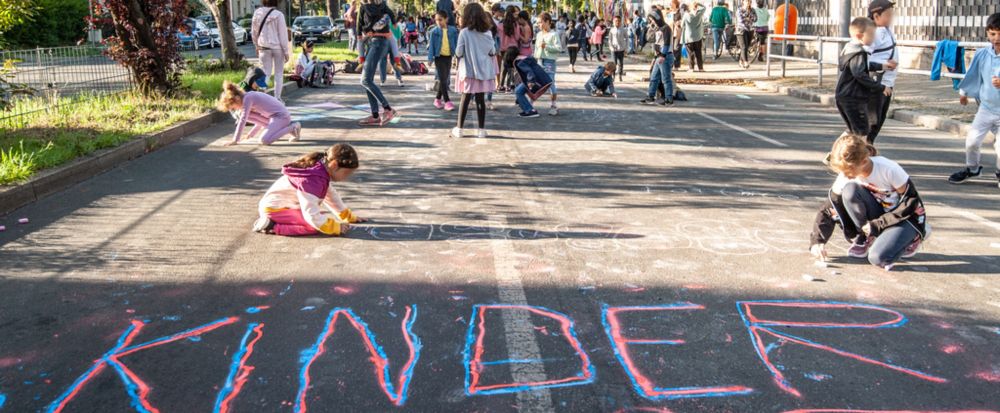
left=46, top=317, right=239, bottom=413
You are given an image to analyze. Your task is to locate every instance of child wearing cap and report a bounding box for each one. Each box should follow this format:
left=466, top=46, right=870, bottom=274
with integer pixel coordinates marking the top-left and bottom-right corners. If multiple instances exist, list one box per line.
left=948, top=13, right=1000, bottom=189
left=866, top=0, right=900, bottom=144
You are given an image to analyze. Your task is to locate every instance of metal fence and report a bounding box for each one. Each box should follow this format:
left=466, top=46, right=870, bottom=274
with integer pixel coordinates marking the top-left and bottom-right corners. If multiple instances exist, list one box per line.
left=0, top=45, right=133, bottom=129
left=765, top=34, right=992, bottom=86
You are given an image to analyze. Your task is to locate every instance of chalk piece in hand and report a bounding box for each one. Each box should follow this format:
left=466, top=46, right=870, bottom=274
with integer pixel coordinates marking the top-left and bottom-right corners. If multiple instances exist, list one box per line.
left=18, top=218, right=28, bottom=224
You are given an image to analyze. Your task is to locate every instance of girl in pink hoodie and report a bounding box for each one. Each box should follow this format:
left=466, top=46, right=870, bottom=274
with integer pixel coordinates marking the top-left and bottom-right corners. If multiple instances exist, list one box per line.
left=252, top=144, right=367, bottom=236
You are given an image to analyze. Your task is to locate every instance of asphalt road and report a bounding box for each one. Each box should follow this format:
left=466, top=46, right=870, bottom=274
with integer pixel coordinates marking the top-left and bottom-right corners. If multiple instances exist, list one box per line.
left=1, top=55, right=999, bottom=412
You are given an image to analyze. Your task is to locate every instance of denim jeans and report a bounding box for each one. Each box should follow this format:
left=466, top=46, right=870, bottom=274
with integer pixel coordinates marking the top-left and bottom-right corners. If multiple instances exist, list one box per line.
left=711, top=27, right=725, bottom=56
left=379, top=55, right=403, bottom=83
left=361, top=37, right=391, bottom=117
left=647, top=54, right=674, bottom=99
left=842, top=182, right=918, bottom=267
left=514, top=83, right=533, bottom=113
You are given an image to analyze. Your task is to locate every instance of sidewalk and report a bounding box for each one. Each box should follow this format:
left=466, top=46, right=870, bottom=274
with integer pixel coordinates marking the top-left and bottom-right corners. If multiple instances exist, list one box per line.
left=623, top=52, right=982, bottom=136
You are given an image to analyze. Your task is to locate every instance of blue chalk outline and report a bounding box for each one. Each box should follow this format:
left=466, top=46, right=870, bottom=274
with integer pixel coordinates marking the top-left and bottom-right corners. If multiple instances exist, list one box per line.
left=462, top=304, right=596, bottom=396
left=294, top=305, right=421, bottom=411
left=601, top=303, right=754, bottom=400
left=213, top=322, right=261, bottom=413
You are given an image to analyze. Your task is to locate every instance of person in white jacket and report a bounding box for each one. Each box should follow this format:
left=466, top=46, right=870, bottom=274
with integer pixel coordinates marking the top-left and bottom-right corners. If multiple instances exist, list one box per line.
left=252, top=0, right=290, bottom=100
left=253, top=144, right=367, bottom=236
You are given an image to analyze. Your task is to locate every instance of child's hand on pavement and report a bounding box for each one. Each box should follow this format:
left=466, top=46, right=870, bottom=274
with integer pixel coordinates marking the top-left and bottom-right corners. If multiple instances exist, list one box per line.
left=340, top=223, right=351, bottom=233
left=810, top=244, right=828, bottom=262
left=960, top=95, right=969, bottom=106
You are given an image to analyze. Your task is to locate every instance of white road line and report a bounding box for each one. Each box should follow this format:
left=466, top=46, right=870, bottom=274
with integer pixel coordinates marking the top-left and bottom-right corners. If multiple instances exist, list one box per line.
left=696, top=112, right=789, bottom=147
left=951, top=209, right=1000, bottom=232
left=488, top=214, right=554, bottom=413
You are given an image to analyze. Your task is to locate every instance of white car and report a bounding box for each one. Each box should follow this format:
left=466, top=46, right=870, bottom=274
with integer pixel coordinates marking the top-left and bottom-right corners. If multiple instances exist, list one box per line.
left=204, top=19, right=250, bottom=46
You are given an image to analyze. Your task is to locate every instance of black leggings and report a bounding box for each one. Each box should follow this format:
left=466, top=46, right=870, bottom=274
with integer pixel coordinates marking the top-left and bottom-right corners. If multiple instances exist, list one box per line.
left=568, top=46, right=580, bottom=65
left=434, top=55, right=452, bottom=102
left=458, top=92, right=486, bottom=129
left=686, top=40, right=704, bottom=70
left=868, top=92, right=892, bottom=144
left=613, top=51, right=625, bottom=76
left=738, top=31, right=753, bottom=63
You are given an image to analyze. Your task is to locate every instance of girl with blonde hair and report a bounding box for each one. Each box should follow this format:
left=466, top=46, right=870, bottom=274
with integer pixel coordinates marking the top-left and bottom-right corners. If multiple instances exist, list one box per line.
left=217, top=80, right=301, bottom=145
left=810, top=134, right=929, bottom=270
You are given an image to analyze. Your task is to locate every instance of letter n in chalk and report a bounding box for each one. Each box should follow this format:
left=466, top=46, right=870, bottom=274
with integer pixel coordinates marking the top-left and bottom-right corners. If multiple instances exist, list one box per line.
left=737, top=300, right=948, bottom=398
left=46, top=317, right=240, bottom=413
left=294, top=306, right=421, bottom=412
left=463, top=304, right=595, bottom=395
left=602, top=303, right=753, bottom=400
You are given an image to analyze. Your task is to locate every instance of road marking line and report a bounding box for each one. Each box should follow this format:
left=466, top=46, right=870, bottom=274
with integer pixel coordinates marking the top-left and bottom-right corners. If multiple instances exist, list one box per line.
left=696, top=112, right=789, bottom=147
left=488, top=214, right=554, bottom=413
left=951, top=209, right=1000, bottom=232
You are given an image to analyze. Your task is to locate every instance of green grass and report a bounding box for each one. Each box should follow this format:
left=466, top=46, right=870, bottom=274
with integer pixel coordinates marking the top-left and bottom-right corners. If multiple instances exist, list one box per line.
left=0, top=68, right=244, bottom=185
left=287, top=40, right=358, bottom=71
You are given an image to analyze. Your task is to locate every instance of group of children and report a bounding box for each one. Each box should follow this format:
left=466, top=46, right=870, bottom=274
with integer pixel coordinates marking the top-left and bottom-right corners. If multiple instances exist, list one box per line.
left=814, top=2, right=1000, bottom=270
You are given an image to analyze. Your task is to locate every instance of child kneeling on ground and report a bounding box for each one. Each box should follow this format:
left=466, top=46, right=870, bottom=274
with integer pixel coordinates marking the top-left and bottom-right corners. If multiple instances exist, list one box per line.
left=585, top=62, right=617, bottom=97
left=218, top=80, right=301, bottom=146
left=253, top=144, right=367, bottom=236
left=810, top=134, right=929, bottom=270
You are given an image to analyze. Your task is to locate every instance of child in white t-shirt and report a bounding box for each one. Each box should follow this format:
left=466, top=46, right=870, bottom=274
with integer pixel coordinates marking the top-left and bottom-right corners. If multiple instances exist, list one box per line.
left=810, top=134, right=928, bottom=270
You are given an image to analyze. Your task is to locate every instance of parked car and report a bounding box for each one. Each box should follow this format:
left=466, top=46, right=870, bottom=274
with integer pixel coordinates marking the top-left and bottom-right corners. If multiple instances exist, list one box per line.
left=178, top=18, right=214, bottom=50
left=291, top=16, right=337, bottom=43
left=332, top=19, right=346, bottom=41
left=204, top=19, right=250, bottom=46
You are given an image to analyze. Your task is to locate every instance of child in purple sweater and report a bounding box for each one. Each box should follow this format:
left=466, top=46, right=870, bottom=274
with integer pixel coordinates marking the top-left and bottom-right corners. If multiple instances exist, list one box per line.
left=218, top=80, right=302, bottom=145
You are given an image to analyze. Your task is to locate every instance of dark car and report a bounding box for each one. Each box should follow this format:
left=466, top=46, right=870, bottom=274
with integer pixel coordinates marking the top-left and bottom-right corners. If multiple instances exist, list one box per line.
left=291, top=16, right=336, bottom=43
left=178, top=18, right=214, bottom=50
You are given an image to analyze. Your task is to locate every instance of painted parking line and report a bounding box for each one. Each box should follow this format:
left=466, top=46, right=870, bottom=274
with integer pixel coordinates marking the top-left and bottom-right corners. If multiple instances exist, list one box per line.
left=488, top=214, right=555, bottom=413
left=696, top=112, right=789, bottom=147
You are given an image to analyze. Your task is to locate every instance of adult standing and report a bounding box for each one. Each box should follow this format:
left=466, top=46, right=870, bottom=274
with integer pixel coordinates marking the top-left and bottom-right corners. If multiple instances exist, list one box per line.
left=772, top=0, right=797, bottom=56
left=346, top=0, right=360, bottom=51
left=252, top=0, right=290, bottom=100
left=867, top=0, right=899, bottom=143
left=357, top=0, right=398, bottom=126
left=709, top=0, right=732, bottom=59
left=735, top=0, right=756, bottom=68
left=681, top=1, right=707, bottom=71
left=633, top=10, right=647, bottom=53
left=752, top=0, right=770, bottom=62
left=556, top=15, right=569, bottom=53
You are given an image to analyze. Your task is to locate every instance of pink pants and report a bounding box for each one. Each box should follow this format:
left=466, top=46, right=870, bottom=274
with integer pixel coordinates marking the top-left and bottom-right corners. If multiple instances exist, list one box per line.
left=247, top=112, right=295, bottom=145
left=267, top=209, right=318, bottom=236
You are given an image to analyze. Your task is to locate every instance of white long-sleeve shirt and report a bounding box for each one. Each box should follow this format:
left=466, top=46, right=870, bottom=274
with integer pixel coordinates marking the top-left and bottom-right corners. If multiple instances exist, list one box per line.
left=868, top=26, right=898, bottom=87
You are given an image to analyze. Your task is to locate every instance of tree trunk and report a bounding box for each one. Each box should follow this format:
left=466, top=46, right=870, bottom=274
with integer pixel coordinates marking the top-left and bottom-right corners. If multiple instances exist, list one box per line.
left=114, top=0, right=173, bottom=95
left=200, top=0, right=244, bottom=70
left=327, top=0, right=341, bottom=18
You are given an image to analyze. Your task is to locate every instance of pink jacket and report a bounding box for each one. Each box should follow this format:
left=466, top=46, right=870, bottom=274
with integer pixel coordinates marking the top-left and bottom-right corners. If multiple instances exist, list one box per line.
left=258, top=162, right=355, bottom=235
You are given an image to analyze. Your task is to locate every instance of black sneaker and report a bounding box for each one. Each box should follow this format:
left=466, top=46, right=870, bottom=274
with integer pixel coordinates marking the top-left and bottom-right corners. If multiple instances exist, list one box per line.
left=518, top=110, right=540, bottom=118
left=996, top=171, right=1000, bottom=189
left=640, top=97, right=657, bottom=105
left=948, top=166, right=982, bottom=184
left=659, top=98, right=674, bottom=106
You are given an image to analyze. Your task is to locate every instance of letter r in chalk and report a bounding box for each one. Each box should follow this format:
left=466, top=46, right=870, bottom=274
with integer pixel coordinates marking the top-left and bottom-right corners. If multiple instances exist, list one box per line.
left=46, top=317, right=240, bottom=413
left=737, top=301, right=948, bottom=398
left=463, top=304, right=595, bottom=395
left=602, top=303, right=753, bottom=400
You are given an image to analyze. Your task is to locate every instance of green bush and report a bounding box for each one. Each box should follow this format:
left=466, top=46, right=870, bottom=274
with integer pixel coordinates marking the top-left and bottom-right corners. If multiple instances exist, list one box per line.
left=3, top=0, right=89, bottom=48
